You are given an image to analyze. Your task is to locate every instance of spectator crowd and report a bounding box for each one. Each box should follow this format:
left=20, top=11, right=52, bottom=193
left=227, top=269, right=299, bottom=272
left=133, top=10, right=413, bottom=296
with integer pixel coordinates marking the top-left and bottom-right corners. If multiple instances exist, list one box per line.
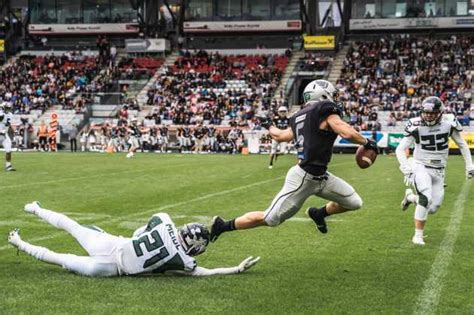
left=337, top=35, right=473, bottom=131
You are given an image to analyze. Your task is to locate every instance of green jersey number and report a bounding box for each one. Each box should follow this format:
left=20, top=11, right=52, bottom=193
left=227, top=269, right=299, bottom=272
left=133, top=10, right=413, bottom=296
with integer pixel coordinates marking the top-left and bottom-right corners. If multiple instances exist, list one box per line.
left=133, top=230, right=170, bottom=268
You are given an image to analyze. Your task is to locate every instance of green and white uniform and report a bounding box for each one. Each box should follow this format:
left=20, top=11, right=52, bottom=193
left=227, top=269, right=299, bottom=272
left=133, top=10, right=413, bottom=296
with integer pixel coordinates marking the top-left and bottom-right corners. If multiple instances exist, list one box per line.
left=118, top=213, right=196, bottom=275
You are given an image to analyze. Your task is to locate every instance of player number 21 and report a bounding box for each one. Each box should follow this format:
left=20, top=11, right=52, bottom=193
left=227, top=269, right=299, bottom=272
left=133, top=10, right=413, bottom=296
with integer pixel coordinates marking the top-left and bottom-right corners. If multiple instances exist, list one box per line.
left=133, top=230, right=170, bottom=268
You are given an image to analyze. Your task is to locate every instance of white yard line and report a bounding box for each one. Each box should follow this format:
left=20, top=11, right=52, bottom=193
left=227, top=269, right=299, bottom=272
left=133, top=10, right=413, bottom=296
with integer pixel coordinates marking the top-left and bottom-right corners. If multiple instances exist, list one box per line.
left=2, top=161, right=354, bottom=251
left=0, top=176, right=285, bottom=251
left=413, top=180, right=471, bottom=315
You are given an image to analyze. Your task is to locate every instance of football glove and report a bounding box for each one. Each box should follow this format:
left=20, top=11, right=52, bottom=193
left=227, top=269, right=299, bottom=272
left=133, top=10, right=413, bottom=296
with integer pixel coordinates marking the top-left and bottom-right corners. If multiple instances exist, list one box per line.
left=363, top=138, right=379, bottom=154
left=255, top=115, right=274, bottom=130
left=237, top=256, right=261, bottom=273
left=466, top=167, right=474, bottom=180
left=404, top=173, right=415, bottom=187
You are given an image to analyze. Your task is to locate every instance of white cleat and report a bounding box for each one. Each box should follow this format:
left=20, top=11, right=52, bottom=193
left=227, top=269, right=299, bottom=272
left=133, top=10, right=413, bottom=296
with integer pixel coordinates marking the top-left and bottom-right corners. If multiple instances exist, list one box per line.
left=268, top=165, right=273, bottom=169
left=412, top=235, right=425, bottom=246
left=24, top=201, right=41, bottom=214
left=401, top=189, right=413, bottom=211
left=8, top=228, right=21, bottom=247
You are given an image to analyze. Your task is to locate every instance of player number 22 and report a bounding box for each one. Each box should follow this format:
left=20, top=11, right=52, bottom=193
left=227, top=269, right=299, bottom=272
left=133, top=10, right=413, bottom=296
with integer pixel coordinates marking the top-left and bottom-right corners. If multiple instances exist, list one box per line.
left=133, top=230, right=170, bottom=268
left=420, top=133, right=449, bottom=151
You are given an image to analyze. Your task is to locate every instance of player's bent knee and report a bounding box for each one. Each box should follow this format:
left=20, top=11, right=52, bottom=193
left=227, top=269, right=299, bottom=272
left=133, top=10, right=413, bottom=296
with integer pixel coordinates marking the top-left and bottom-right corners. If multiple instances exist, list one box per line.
left=414, top=205, right=429, bottom=221
left=344, top=194, right=363, bottom=210
left=428, top=204, right=441, bottom=214
left=417, top=193, right=429, bottom=208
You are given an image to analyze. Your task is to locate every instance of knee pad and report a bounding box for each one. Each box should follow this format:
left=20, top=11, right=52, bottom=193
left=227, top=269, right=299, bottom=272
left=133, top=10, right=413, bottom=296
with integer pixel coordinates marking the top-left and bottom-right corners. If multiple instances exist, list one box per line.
left=417, top=193, right=429, bottom=208
left=343, top=193, right=363, bottom=210
left=414, top=205, right=428, bottom=221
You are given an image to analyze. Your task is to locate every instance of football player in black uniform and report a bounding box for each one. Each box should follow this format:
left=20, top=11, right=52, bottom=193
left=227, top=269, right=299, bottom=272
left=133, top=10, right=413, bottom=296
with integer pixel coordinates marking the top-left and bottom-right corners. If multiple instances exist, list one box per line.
left=269, top=106, right=290, bottom=169
left=210, top=80, right=378, bottom=241
left=126, top=118, right=141, bottom=158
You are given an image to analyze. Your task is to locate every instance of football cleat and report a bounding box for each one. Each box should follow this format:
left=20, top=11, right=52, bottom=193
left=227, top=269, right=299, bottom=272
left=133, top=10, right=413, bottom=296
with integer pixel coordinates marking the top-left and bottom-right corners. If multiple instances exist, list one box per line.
left=412, top=235, right=425, bottom=246
left=24, top=201, right=42, bottom=214
left=209, top=216, right=225, bottom=243
left=5, top=165, right=16, bottom=171
left=8, top=228, right=21, bottom=246
left=401, top=189, right=413, bottom=211
left=306, top=207, right=328, bottom=234
left=268, top=165, right=273, bottom=169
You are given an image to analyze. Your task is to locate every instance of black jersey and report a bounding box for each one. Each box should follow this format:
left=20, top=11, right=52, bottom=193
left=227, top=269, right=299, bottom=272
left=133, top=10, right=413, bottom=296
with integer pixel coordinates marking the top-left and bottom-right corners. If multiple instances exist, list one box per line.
left=130, top=125, right=142, bottom=137
left=289, top=100, right=342, bottom=176
left=194, top=127, right=205, bottom=139
left=183, top=127, right=191, bottom=138
left=160, top=127, right=169, bottom=137
left=273, top=116, right=289, bottom=129
left=207, top=127, right=216, bottom=137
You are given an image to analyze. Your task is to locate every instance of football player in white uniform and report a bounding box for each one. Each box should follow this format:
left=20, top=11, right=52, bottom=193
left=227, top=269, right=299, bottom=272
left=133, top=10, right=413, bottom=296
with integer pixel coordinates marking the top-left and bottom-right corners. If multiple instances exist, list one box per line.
left=0, top=103, right=16, bottom=171
left=8, top=201, right=260, bottom=277
left=268, top=106, right=290, bottom=169
left=396, top=96, right=474, bottom=245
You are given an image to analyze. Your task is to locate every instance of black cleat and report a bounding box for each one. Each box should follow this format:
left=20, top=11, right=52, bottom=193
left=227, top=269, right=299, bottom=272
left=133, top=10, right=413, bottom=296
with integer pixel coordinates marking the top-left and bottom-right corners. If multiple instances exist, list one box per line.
left=210, top=216, right=225, bottom=243
left=306, top=207, right=328, bottom=234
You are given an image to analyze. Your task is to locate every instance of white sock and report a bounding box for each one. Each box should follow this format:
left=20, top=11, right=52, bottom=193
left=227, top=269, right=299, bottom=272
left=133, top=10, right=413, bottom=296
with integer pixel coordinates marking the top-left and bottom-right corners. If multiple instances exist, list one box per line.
left=415, top=229, right=424, bottom=237
left=407, top=193, right=418, bottom=204
left=6, top=162, right=11, bottom=167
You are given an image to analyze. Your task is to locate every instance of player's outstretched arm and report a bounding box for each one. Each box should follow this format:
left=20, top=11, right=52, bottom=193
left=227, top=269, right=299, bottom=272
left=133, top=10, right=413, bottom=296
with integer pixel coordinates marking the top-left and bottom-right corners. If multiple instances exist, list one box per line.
left=166, top=256, right=261, bottom=277
left=396, top=137, right=415, bottom=186
left=326, top=115, right=375, bottom=150
left=451, top=130, right=474, bottom=179
left=268, top=127, right=293, bottom=142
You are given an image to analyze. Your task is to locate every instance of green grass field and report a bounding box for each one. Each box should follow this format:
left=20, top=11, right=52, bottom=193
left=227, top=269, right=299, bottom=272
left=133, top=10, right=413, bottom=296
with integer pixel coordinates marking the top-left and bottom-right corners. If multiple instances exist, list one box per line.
left=0, top=152, right=472, bottom=314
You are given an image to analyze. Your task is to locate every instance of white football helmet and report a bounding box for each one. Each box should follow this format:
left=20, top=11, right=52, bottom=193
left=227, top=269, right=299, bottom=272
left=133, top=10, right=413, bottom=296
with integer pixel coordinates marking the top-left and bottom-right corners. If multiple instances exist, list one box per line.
left=420, top=96, right=445, bottom=126
left=303, top=80, right=338, bottom=103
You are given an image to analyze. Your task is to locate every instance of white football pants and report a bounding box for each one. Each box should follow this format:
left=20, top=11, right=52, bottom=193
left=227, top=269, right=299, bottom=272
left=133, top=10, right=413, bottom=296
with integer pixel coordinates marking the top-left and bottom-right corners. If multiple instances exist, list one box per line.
left=16, top=207, right=126, bottom=277
left=264, top=165, right=363, bottom=226
left=413, top=163, right=445, bottom=219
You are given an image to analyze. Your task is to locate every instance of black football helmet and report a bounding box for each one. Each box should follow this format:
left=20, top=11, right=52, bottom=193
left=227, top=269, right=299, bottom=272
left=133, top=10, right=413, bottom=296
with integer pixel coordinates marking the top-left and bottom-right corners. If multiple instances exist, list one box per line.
left=420, top=96, right=444, bottom=126
left=178, top=223, right=210, bottom=256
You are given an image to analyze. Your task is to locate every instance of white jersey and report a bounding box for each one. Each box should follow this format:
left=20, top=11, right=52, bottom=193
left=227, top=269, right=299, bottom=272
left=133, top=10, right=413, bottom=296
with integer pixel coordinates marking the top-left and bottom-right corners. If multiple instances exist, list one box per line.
left=0, top=111, right=13, bottom=134
left=117, top=213, right=196, bottom=275
left=404, top=114, right=462, bottom=168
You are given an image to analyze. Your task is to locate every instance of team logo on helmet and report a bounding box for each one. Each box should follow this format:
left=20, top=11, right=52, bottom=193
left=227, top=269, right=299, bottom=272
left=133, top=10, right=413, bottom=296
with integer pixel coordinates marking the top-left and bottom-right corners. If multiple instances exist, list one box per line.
left=179, top=223, right=210, bottom=256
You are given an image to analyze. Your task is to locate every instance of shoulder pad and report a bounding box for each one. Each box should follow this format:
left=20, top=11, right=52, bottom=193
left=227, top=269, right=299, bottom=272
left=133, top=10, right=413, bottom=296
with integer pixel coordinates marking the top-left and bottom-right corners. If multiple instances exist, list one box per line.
left=404, top=118, right=420, bottom=137
left=442, top=114, right=463, bottom=132
left=318, top=101, right=342, bottom=118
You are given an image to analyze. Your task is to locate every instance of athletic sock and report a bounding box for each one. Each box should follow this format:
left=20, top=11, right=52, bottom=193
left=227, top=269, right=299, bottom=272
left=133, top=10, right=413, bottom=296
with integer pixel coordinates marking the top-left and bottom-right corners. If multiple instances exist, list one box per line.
left=221, top=219, right=236, bottom=232
left=318, top=206, right=329, bottom=218
left=415, top=229, right=424, bottom=237
left=6, top=162, right=11, bottom=167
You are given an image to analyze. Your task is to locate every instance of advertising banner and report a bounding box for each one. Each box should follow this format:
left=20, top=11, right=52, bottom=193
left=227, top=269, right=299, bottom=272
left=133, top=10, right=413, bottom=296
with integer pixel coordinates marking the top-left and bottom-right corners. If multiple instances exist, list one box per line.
left=350, top=17, right=474, bottom=30
left=183, top=20, right=302, bottom=33
left=388, top=133, right=405, bottom=148
left=335, top=132, right=388, bottom=148
left=0, top=40, right=4, bottom=53
left=449, top=133, right=474, bottom=149
left=303, top=35, right=335, bottom=50
left=29, top=23, right=139, bottom=35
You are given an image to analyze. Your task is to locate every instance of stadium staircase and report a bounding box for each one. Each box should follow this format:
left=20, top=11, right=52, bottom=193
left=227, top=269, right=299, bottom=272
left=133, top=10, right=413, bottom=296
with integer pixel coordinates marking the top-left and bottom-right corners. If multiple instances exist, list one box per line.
left=272, top=50, right=305, bottom=108
left=327, top=43, right=349, bottom=85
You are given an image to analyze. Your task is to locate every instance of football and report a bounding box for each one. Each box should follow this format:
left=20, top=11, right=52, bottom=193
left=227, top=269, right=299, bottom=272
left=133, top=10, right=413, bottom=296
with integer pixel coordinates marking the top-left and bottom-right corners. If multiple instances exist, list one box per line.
left=355, top=146, right=378, bottom=169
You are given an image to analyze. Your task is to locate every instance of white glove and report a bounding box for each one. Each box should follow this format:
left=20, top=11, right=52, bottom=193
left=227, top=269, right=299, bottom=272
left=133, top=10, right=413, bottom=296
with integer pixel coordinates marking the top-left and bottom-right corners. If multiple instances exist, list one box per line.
left=466, top=167, right=474, bottom=180
left=399, top=165, right=414, bottom=187
left=237, top=256, right=261, bottom=273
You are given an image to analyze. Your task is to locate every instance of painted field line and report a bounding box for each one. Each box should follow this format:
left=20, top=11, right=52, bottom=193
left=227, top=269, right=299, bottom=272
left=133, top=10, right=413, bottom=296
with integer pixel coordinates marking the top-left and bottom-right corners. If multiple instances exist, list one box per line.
left=0, top=176, right=285, bottom=251
left=413, top=180, right=471, bottom=315
left=2, top=161, right=354, bottom=251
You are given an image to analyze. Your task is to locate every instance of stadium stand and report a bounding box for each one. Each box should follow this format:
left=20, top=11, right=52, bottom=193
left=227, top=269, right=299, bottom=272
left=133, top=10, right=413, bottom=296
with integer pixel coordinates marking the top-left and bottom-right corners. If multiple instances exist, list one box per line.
left=336, top=35, right=473, bottom=131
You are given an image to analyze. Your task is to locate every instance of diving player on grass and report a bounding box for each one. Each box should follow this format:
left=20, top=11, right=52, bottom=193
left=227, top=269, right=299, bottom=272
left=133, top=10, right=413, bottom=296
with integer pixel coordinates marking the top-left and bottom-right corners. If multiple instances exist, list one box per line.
left=396, top=96, right=474, bottom=245
left=210, top=80, right=379, bottom=241
left=8, top=202, right=259, bottom=277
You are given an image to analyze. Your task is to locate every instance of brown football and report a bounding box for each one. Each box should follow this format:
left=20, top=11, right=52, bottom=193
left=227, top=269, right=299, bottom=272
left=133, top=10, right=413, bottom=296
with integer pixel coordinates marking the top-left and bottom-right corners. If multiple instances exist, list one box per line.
left=355, top=146, right=378, bottom=169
